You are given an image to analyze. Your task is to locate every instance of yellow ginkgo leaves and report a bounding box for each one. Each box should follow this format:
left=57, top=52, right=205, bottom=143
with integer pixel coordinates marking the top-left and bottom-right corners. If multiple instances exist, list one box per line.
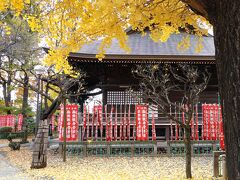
left=2, top=146, right=214, bottom=180
left=1, top=0, right=211, bottom=75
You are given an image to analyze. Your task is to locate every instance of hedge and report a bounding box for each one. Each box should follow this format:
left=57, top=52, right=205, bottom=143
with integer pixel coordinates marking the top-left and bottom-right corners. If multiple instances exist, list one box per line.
left=0, top=126, right=13, bottom=133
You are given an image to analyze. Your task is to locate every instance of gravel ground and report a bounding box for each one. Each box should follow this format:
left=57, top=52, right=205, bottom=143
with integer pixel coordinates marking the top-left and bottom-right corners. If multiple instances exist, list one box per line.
left=0, top=144, right=215, bottom=180
left=0, top=139, right=9, bottom=147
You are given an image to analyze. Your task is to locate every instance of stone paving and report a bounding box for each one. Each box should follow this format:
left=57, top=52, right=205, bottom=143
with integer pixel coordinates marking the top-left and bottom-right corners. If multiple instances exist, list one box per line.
left=0, top=143, right=29, bottom=179
left=0, top=153, right=21, bottom=179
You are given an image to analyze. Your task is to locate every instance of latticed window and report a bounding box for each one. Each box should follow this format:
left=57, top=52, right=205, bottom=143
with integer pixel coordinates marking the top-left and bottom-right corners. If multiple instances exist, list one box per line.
left=107, top=91, right=143, bottom=104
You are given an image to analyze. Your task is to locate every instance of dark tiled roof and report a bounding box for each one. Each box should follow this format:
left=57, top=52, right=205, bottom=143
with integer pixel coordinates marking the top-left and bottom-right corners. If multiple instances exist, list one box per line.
left=74, top=32, right=215, bottom=57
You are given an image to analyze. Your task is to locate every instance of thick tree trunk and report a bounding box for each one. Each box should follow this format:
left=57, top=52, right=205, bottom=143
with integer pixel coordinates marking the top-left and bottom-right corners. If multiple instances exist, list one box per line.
left=31, top=119, right=48, bottom=168
left=213, top=1, right=240, bottom=179
left=31, top=96, right=62, bottom=169
left=185, top=126, right=192, bottom=179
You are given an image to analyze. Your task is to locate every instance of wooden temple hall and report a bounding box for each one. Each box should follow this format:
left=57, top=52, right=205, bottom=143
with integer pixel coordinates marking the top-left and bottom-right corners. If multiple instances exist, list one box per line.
left=68, top=29, right=218, bottom=141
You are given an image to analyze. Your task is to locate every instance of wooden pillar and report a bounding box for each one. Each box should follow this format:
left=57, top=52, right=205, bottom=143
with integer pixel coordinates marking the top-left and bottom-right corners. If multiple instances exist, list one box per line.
left=102, top=88, right=107, bottom=106
left=165, top=126, right=170, bottom=141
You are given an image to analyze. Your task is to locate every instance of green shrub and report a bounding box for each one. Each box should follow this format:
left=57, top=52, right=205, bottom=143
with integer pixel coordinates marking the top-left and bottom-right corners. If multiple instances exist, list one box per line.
left=0, top=126, right=13, bottom=133
left=0, top=132, right=10, bottom=139
left=22, top=117, right=35, bottom=135
left=8, top=142, right=21, bottom=150
left=7, top=133, right=18, bottom=140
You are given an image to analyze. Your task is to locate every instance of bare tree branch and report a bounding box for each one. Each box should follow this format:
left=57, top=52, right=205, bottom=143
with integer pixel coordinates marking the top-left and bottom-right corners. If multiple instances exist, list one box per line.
left=14, top=78, right=54, bottom=102
left=133, top=64, right=210, bottom=127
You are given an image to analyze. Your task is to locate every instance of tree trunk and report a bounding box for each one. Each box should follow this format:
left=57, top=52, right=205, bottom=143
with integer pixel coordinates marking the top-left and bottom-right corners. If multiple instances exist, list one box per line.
left=31, top=96, right=62, bottom=169
left=213, top=1, right=240, bottom=179
left=44, top=84, right=49, bottom=109
left=6, top=73, right=12, bottom=114
left=21, top=74, right=29, bottom=143
left=2, top=82, right=11, bottom=114
left=63, top=97, right=67, bottom=162
left=2, top=83, right=8, bottom=106
left=31, top=119, right=48, bottom=168
left=184, top=126, right=192, bottom=179
left=22, top=74, right=29, bottom=116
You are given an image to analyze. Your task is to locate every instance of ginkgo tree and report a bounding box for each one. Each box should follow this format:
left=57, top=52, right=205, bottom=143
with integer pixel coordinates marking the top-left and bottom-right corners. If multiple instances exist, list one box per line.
left=1, top=0, right=240, bottom=179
